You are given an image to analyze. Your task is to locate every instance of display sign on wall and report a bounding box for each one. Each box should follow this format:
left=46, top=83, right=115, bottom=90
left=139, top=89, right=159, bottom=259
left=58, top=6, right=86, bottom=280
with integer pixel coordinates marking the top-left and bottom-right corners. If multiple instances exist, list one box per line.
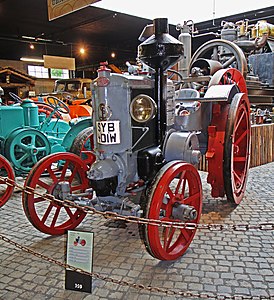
left=47, top=0, right=101, bottom=21
left=43, top=55, right=75, bottom=70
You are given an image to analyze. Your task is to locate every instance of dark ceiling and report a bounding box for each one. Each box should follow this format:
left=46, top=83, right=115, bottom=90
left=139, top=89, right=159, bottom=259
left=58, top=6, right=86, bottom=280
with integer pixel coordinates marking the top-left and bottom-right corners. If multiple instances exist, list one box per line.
left=0, top=1, right=273, bottom=70
left=0, top=0, right=156, bottom=68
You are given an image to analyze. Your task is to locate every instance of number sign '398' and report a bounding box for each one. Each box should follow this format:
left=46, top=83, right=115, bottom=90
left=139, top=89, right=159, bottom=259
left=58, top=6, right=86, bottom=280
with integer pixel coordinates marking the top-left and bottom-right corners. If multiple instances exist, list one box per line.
left=96, top=121, right=120, bottom=144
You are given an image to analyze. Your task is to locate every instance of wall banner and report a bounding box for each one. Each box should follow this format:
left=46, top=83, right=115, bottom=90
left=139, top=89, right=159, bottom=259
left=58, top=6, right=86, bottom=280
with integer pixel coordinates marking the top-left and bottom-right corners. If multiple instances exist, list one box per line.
left=47, top=0, right=101, bottom=21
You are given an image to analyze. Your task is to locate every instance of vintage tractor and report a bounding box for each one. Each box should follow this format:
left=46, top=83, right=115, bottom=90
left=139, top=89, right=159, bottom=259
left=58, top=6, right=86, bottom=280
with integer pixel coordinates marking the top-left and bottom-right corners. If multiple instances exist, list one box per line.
left=22, top=18, right=251, bottom=260
left=34, top=78, right=93, bottom=119
left=0, top=95, right=93, bottom=207
left=0, top=95, right=93, bottom=174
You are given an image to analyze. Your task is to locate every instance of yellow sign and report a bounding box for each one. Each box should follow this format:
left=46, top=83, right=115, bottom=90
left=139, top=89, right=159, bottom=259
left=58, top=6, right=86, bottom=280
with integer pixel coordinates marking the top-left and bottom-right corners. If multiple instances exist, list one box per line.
left=43, top=55, right=75, bottom=70
left=47, top=0, right=101, bottom=21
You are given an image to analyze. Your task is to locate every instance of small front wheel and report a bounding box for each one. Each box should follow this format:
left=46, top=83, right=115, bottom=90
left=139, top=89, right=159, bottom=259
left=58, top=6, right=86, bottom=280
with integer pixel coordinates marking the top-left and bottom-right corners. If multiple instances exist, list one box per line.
left=139, top=161, right=202, bottom=260
left=22, top=152, right=89, bottom=235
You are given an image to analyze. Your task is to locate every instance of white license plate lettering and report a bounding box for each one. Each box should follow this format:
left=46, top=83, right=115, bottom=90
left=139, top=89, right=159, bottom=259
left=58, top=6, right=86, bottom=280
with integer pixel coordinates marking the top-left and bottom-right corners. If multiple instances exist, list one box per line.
left=96, top=121, right=120, bottom=144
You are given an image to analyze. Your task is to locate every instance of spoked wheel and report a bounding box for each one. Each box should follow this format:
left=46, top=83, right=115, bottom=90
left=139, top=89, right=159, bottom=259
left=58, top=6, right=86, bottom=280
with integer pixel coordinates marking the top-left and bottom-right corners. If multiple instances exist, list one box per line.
left=4, top=128, right=51, bottom=173
left=0, top=154, right=15, bottom=207
left=22, top=153, right=89, bottom=235
left=36, top=102, right=63, bottom=119
left=189, top=39, right=248, bottom=78
left=139, top=161, right=202, bottom=260
left=224, top=93, right=251, bottom=204
left=70, top=127, right=95, bottom=168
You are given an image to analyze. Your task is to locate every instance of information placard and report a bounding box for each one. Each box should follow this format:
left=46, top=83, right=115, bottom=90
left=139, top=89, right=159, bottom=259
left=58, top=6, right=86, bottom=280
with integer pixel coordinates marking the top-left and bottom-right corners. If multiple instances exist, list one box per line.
left=65, top=230, right=94, bottom=293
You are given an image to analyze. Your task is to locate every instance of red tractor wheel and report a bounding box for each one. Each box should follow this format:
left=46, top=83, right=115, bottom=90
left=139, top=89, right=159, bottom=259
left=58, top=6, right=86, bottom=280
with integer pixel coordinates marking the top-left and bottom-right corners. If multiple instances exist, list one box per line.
left=22, top=153, right=89, bottom=235
left=224, top=93, right=251, bottom=204
left=70, top=127, right=95, bottom=168
left=0, top=154, right=15, bottom=207
left=140, top=161, right=202, bottom=260
left=206, top=68, right=250, bottom=204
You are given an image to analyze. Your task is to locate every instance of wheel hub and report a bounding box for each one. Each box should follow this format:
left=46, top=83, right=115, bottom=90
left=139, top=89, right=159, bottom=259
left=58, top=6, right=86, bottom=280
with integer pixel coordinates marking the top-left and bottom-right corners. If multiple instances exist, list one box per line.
left=29, top=146, right=38, bottom=155
left=172, top=202, right=197, bottom=221
left=52, top=181, right=71, bottom=200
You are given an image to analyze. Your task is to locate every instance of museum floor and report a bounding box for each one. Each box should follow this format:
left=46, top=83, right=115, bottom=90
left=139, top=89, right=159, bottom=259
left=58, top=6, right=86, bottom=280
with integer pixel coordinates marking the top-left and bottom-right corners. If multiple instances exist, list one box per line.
left=0, top=163, right=273, bottom=300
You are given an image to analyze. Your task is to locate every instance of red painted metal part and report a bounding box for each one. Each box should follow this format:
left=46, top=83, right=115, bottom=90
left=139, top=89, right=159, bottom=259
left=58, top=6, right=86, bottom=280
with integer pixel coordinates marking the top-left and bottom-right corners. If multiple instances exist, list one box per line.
left=22, top=153, right=89, bottom=235
left=206, top=103, right=229, bottom=198
left=36, top=102, right=63, bottom=119
left=0, top=154, right=15, bottom=207
left=206, top=68, right=250, bottom=201
left=208, top=68, right=248, bottom=94
left=145, top=161, right=202, bottom=260
left=223, top=93, right=251, bottom=204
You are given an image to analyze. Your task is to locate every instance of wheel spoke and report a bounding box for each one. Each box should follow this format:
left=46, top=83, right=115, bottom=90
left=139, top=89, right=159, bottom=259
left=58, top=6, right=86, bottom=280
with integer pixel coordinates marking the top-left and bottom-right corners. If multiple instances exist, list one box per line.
left=36, top=178, right=51, bottom=191
left=232, top=169, right=242, bottom=183
left=234, top=128, right=248, bottom=146
left=166, top=186, right=174, bottom=200
left=175, top=171, right=186, bottom=194
left=41, top=202, right=54, bottom=224
left=183, top=191, right=201, bottom=206
left=180, top=228, right=191, bottom=241
left=234, top=109, right=246, bottom=133
left=60, top=161, right=70, bottom=180
left=18, top=144, right=29, bottom=151
left=31, top=155, right=38, bottom=164
left=212, top=46, right=218, bottom=60
left=71, top=183, right=87, bottom=192
left=17, top=153, right=29, bottom=164
left=64, top=206, right=74, bottom=219
left=47, top=167, right=58, bottom=184
left=36, top=146, right=47, bottom=153
left=33, top=196, right=46, bottom=204
left=50, top=206, right=61, bottom=228
left=163, top=226, right=176, bottom=251
left=68, top=167, right=78, bottom=183
left=233, top=156, right=247, bottom=162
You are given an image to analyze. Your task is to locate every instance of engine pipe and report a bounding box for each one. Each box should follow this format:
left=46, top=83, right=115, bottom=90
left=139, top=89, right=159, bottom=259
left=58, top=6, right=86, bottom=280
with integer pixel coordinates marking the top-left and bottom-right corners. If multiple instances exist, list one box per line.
left=138, top=18, right=184, bottom=144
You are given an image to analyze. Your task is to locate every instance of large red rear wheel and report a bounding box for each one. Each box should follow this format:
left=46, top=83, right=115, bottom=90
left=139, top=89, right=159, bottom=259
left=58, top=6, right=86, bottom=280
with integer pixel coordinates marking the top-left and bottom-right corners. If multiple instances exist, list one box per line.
left=140, top=161, right=202, bottom=260
left=224, top=93, right=251, bottom=204
left=206, top=68, right=250, bottom=204
left=0, top=154, right=15, bottom=207
left=22, top=153, right=89, bottom=235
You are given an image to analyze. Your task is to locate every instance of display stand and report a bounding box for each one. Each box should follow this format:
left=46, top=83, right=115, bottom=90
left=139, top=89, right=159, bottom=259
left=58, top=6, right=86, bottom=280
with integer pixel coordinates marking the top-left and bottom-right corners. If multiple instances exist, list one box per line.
left=65, top=230, right=94, bottom=293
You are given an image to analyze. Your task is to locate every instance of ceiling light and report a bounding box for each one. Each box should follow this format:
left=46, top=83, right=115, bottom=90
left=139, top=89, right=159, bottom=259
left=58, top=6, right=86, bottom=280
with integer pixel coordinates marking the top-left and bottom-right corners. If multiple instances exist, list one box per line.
left=29, top=43, right=35, bottom=50
left=80, top=48, right=85, bottom=54
left=111, top=52, right=116, bottom=58
left=20, top=57, right=44, bottom=63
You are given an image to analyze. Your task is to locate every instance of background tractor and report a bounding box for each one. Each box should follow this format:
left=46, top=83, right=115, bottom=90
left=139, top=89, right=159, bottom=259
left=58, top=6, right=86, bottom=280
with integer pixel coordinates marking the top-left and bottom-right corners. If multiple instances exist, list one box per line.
left=0, top=94, right=93, bottom=207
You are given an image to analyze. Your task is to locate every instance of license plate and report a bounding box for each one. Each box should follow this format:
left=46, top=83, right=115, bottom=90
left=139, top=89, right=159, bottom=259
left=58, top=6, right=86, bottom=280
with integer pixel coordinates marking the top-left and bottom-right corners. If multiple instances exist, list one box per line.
left=96, top=120, right=120, bottom=144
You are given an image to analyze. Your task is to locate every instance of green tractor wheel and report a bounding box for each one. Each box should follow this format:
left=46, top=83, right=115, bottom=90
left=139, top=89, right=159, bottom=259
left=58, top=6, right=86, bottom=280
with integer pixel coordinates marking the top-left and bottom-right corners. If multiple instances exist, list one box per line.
left=5, top=128, right=51, bottom=173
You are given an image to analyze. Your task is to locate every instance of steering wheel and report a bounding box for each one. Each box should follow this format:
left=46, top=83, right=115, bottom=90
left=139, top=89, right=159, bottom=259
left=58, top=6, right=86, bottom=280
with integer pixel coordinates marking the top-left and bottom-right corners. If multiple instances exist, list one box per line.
left=59, top=92, right=74, bottom=103
left=9, top=92, right=22, bottom=103
left=46, top=96, right=70, bottom=114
